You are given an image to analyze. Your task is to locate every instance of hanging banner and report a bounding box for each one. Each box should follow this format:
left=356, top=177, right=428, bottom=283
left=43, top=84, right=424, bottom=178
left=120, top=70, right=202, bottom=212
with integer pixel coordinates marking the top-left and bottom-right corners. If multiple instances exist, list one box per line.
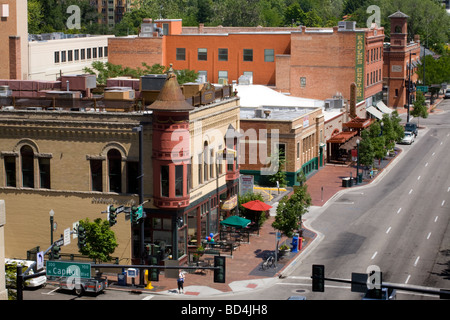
left=355, top=33, right=365, bottom=102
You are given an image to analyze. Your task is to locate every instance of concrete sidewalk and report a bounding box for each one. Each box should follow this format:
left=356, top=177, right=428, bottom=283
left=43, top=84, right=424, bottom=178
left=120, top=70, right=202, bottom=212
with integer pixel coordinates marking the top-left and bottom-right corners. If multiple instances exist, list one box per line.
left=107, top=158, right=395, bottom=297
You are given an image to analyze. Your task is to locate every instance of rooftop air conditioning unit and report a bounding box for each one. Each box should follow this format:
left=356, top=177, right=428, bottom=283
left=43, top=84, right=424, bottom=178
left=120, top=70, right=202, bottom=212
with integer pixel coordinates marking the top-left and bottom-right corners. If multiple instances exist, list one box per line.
left=338, top=21, right=356, bottom=31
left=254, top=108, right=264, bottom=118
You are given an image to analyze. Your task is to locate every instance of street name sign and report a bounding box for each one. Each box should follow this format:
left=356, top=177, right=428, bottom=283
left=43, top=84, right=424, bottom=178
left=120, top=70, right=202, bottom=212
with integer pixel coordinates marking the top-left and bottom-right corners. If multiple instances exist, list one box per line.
left=46, top=261, right=91, bottom=279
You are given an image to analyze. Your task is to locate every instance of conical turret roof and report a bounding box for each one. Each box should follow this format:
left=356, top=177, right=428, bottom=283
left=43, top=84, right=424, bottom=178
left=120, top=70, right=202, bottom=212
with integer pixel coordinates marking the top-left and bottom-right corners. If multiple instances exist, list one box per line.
left=147, top=65, right=194, bottom=112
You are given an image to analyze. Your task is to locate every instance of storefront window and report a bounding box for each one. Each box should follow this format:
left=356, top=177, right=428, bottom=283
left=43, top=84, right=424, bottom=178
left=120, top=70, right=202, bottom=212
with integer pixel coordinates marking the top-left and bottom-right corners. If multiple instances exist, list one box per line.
left=188, top=210, right=197, bottom=245
left=209, top=208, right=218, bottom=236
left=178, top=227, right=187, bottom=258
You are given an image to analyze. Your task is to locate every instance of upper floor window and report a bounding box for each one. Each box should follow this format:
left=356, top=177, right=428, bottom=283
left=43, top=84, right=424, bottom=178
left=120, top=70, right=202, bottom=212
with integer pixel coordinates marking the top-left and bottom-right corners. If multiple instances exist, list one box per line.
left=218, top=48, right=228, bottom=61
left=90, top=160, right=102, bottom=192
left=198, top=48, right=207, bottom=61
left=21, top=146, right=34, bottom=188
left=4, top=156, right=16, bottom=187
left=264, top=49, right=274, bottom=62
left=108, top=149, right=122, bottom=193
left=176, top=48, right=186, bottom=61
left=243, top=49, right=253, bottom=62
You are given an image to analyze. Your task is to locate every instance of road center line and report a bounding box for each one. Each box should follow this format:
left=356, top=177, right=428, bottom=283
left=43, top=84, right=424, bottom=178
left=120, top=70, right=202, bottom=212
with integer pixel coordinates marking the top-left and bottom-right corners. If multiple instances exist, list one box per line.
left=425, top=162, right=428, bottom=167
left=417, top=176, right=421, bottom=180
left=409, top=189, right=413, bottom=195
left=435, top=216, right=439, bottom=223
left=427, top=232, right=431, bottom=240
left=371, top=252, right=377, bottom=260
left=442, top=200, right=446, bottom=207
left=432, top=152, right=435, bottom=156
left=386, top=227, right=391, bottom=234
left=414, top=256, right=420, bottom=267
left=397, top=208, right=402, bottom=214
left=405, top=275, right=411, bottom=284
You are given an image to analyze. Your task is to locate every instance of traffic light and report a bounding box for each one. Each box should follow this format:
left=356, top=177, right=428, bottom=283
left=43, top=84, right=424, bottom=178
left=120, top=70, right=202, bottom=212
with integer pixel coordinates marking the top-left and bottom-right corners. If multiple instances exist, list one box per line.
left=52, top=245, right=61, bottom=259
left=149, top=256, right=159, bottom=281
left=108, top=205, right=117, bottom=227
left=213, top=256, right=226, bottom=283
left=131, top=205, right=142, bottom=224
left=312, top=264, right=325, bottom=292
left=77, top=225, right=86, bottom=249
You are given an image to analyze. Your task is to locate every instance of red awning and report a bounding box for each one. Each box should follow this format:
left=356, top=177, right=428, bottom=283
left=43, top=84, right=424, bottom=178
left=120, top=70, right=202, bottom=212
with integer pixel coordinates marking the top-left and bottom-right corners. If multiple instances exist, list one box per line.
left=326, top=131, right=358, bottom=144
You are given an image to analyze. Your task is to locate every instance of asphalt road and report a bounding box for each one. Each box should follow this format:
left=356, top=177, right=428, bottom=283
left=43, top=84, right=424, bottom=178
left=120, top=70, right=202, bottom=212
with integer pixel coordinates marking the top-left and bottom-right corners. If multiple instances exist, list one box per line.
left=280, top=99, right=450, bottom=300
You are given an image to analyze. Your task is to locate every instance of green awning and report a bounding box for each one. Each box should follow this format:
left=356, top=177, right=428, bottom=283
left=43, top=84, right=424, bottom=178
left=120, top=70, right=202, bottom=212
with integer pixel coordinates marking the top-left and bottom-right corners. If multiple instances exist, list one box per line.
left=220, top=216, right=251, bottom=228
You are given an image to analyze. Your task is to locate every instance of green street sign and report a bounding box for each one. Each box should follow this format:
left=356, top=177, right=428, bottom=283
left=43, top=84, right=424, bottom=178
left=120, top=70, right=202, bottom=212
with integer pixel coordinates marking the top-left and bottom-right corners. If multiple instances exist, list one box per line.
left=46, top=261, right=91, bottom=279
left=416, top=86, right=428, bottom=93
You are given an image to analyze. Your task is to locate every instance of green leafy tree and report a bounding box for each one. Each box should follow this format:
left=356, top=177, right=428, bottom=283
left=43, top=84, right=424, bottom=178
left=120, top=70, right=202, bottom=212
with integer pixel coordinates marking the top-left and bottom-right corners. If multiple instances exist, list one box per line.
left=272, top=184, right=311, bottom=237
left=28, top=0, right=44, bottom=34
left=267, top=149, right=287, bottom=187
left=358, top=128, right=375, bottom=168
left=83, top=62, right=197, bottom=85
left=368, top=122, right=386, bottom=167
left=78, top=218, right=118, bottom=263
left=411, top=91, right=428, bottom=127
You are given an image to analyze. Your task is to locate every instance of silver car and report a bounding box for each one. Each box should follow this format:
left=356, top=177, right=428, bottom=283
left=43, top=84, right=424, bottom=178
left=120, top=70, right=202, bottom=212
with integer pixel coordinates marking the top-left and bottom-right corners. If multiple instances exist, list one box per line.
left=401, top=131, right=415, bottom=144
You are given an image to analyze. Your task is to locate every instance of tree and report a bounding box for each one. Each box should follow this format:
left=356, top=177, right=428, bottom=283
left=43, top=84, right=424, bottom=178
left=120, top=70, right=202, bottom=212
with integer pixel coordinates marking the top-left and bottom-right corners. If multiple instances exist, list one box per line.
left=83, top=62, right=197, bottom=85
left=358, top=128, right=375, bottom=169
left=28, top=0, right=44, bottom=34
left=411, top=91, right=428, bottom=127
left=78, top=218, right=118, bottom=263
left=267, top=149, right=287, bottom=187
left=272, top=183, right=311, bottom=237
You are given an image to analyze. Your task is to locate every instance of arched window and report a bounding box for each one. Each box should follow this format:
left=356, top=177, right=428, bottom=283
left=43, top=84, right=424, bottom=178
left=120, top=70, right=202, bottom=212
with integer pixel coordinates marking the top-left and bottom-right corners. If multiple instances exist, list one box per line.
left=108, top=149, right=122, bottom=193
left=21, top=146, right=34, bottom=188
left=203, top=141, right=209, bottom=181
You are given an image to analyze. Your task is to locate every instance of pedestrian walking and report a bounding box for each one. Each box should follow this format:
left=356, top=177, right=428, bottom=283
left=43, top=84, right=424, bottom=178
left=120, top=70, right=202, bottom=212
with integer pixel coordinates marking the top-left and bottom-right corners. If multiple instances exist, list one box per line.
left=177, top=271, right=185, bottom=294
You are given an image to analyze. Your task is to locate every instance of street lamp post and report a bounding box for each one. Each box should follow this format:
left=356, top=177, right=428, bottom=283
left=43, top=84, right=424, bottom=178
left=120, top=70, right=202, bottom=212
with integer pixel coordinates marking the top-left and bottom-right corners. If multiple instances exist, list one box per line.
left=49, top=209, right=54, bottom=246
left=407, top=51, right=417, bottom=123
left=356, top=139, right=360, bottom=185
left=132, top=125, right=145, bottom=285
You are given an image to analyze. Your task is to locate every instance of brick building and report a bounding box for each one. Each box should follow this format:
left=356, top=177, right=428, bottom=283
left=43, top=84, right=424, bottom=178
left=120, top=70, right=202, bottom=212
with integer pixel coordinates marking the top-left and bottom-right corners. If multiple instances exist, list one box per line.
left=108, top=19, right=385, bottom=105
left=0, top=72, right=240, bottom=265
left=0, top=0, right=28, bottom=80
left=383, top=11, right=421, bottom=109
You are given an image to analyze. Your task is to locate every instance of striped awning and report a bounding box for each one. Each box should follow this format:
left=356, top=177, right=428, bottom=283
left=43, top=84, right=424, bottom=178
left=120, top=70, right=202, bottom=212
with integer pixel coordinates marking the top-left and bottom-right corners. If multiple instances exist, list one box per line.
left=366, top=106, right=383, bottom=120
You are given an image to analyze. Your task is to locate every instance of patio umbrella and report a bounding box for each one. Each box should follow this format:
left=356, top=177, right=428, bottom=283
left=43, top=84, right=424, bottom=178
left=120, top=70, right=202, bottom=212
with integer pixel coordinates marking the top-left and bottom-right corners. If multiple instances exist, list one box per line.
left=241, top=200, right=272, bottom=211
left=220, top=216, right=251, bottom=228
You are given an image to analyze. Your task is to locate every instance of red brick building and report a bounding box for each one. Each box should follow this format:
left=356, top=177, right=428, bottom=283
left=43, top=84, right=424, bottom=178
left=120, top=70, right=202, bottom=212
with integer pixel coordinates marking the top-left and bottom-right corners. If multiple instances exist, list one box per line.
left=383, top=11, right=421, bottom=109
left=108, top=19, right=385, bottom=104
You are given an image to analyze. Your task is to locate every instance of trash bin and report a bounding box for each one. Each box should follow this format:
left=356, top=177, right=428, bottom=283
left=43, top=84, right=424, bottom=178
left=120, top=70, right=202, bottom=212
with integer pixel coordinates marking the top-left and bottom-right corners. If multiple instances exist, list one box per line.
left=291, top=236, right=299, bottom=253
left=117, top=271, right=127, bottom=286
left=358, top=173, right=363, bottom=183
left=342, top=177, right=350, bottom=187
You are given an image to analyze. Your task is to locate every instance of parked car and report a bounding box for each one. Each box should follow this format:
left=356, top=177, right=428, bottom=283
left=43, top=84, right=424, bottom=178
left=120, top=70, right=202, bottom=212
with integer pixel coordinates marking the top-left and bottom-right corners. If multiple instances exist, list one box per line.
left=405, top=122, right=418, bottom=137
left=5, top=259, right=47, bottom=288
left=445, top=88, right=450, bottom=99
left=401, top=131, right=415, bottom=145
left=362, top=288, right=397, bottom=300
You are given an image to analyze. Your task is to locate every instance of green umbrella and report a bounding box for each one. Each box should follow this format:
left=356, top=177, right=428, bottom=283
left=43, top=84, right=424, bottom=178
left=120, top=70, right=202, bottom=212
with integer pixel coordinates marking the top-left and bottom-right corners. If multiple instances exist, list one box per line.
left=220, top=216, right=251, bottom=228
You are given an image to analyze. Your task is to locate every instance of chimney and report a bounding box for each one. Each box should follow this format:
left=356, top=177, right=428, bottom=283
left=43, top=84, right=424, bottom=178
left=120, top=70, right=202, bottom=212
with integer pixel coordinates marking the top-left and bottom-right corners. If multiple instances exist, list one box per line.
left=199, top=23, right=204, bottom=34
left=9, top=36, right=21, bottom=80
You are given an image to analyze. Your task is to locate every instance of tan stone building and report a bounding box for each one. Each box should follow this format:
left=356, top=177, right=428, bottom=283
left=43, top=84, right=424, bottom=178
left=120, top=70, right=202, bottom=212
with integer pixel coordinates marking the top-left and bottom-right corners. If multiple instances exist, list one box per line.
left=0, top=75, right=240, bottom=265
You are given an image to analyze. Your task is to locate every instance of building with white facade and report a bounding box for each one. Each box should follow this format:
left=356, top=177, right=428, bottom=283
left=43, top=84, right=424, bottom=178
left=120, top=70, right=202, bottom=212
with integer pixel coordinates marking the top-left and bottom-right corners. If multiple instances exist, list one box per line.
left=28, top=34, right=114, bottom=81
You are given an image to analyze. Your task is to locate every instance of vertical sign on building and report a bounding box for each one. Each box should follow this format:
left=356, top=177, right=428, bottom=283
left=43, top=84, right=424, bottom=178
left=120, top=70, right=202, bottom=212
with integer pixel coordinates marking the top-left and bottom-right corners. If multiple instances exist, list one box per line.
left=355, top=33, right=365, bottom=102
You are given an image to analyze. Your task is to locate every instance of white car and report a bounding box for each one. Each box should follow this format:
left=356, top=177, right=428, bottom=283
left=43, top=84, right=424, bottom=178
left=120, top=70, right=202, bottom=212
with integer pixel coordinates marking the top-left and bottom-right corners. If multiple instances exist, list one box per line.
left=445, top=88, right=450, bottom=99
left=401, top=131, right=415, bottom=145
left=5, top=259, right=47, bottom=287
